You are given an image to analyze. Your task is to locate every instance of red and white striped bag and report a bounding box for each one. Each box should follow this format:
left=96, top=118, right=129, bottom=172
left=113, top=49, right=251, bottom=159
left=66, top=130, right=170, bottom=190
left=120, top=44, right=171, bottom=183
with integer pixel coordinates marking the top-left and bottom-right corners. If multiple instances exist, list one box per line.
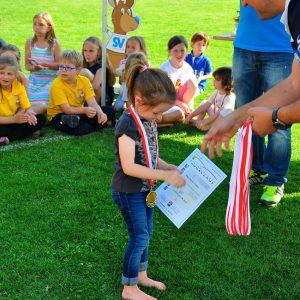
left=226, top=120, right=253, bottom=236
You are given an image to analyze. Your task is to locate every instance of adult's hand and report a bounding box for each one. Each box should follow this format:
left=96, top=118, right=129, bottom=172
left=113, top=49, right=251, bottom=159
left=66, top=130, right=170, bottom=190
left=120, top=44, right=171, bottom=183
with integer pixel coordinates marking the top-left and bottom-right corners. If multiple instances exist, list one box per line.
left=247, top=107, right=275, bottom=136
left=200, top=112, right=240, bottom=158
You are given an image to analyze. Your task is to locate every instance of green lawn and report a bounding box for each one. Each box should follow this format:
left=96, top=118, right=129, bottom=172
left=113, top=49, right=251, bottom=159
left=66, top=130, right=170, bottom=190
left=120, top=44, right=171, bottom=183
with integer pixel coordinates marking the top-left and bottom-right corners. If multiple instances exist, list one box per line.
left=1, top=1, right=300, bottom=299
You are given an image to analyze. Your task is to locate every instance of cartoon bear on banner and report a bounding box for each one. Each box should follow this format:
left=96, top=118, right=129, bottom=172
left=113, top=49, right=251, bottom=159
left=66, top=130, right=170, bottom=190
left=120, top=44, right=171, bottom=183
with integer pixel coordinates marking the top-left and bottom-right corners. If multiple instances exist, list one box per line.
left=107, top=0, right=140, bottom=72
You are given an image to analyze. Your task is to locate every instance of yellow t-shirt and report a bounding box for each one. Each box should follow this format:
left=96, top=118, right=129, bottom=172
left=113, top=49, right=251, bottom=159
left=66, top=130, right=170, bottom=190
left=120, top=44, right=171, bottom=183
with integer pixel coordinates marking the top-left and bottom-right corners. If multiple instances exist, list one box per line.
left=0, top=80, right=30, bottom=117
left=47, top=75, right=95, bottom=120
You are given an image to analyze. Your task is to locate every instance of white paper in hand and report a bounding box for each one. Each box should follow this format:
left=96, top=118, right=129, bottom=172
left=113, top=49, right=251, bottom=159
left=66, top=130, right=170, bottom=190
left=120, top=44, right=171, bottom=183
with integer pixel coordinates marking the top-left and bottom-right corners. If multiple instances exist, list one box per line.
left=156, top=148, right=227, bottom=228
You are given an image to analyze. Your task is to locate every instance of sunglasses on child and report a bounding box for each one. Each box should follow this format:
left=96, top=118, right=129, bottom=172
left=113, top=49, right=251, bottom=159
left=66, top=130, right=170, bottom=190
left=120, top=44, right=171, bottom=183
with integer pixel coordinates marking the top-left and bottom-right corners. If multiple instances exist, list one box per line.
left=58, top=65, right=77, bottom=71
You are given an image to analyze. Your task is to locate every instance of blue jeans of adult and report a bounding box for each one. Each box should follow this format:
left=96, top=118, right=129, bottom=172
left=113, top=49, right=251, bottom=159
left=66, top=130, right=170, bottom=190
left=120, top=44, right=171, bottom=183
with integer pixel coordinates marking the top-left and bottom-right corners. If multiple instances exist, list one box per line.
left=232, top=47, right=293, bottom=186
left=112, top=189, right=154, bottom=286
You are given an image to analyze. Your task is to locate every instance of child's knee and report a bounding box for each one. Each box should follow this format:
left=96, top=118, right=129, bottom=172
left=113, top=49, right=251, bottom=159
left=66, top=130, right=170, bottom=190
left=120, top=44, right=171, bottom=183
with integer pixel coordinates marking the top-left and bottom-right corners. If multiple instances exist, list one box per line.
left=178, top=110, right=185, bottom=122
left=114, top=98, right=125, bottom=111
left=80, top=68, right=94, bottom=81
left=187, top=79, right=197, bottom=90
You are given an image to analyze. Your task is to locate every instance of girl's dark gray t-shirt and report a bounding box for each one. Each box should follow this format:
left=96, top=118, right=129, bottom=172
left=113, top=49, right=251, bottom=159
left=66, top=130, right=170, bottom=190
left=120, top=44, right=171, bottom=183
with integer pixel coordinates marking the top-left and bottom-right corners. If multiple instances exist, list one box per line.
left=111, top=111, right=158, bottom=193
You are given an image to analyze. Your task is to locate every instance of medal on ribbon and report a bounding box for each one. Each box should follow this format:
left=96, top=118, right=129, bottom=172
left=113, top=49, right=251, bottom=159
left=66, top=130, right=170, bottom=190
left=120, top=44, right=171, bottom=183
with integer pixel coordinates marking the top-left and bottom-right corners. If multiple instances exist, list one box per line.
left=129, top=105, right=159, bottom=208
left=146, top=190, right=158, bottom=208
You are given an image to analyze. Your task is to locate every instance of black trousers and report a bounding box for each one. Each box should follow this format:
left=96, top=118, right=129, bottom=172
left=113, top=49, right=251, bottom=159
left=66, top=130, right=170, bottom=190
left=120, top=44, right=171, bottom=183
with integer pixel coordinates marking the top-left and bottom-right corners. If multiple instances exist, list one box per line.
left=50, top=106, right=115, bottom=136
left=0, top=114, right=46, bottom=141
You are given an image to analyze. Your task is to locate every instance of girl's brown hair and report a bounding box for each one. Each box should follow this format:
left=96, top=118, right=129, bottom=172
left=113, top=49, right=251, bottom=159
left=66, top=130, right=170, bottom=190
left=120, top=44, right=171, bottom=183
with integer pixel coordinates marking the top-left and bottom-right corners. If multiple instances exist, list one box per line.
left=82, top=36, right=115, bottom=87
left=126, top=63, right=176, bottom=107
left=126, top=36, right=147, bottom=57
left=167, top=35, right=188, bottom=50
left=213, top=67, right=233, bottom=95
left=0, top=55, right=20, bottom=73
left=31, top=12, right=57, bottom=52
left=0, top=44, right=21, bottom=63
left=191, top=32, right=210, bottom=47
left=124, top=52, right=148, bottom=79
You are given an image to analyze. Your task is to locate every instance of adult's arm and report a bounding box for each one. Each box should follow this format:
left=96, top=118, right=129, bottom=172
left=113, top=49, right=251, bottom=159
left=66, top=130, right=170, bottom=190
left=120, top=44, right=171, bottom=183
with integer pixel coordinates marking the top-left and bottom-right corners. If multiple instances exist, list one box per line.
left=248, top=98, right=300, bottom=136
left=201, top=57, right=300, bottom=158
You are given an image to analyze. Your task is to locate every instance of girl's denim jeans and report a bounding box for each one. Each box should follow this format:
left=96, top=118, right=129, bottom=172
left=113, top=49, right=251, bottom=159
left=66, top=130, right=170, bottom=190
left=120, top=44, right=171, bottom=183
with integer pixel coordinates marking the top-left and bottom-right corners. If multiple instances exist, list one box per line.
left=112, top=189, right=154, bottom=285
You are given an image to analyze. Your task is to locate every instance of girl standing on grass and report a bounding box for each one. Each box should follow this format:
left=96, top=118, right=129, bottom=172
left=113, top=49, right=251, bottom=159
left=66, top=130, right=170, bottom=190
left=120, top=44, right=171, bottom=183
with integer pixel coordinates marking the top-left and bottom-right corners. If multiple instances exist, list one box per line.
left=0, top=44, right=28, bottom=88
left=25, top=12, right=61, bottom=114
left=111, top=63, right=186, bottom=300
left=80, top=36, right=116, bottom=107
left=0, top=56, right=46, bottom=146
left=114, top=36, right=147, bottom=112
left=185, top=67, right=235, bottom=130
left=160, top=35, right=198, bottom=125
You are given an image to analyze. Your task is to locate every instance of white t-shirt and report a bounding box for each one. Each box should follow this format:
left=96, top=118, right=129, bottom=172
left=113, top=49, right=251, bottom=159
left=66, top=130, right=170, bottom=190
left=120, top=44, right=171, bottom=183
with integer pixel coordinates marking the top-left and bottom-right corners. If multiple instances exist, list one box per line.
left=207, top=90, right=236, bottom=116
left=160, top=60, right=197, bottom=86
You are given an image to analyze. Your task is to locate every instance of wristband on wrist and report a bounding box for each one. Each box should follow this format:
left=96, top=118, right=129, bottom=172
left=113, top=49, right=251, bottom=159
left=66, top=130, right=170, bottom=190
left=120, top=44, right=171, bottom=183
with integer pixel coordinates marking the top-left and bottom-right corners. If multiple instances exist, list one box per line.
left=272, top=108, right=292, bottom=130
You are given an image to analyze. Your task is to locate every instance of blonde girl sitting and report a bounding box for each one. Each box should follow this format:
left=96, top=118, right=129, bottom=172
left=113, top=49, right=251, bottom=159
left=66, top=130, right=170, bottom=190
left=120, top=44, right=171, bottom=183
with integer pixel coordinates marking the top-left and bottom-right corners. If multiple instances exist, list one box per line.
left=0, top=44, right=28, bottom=89
left=114, top=36, right=148, bottom=112
left=80, top=36, right=116, bottom=107
left=0, top=56, right=46, bottom=145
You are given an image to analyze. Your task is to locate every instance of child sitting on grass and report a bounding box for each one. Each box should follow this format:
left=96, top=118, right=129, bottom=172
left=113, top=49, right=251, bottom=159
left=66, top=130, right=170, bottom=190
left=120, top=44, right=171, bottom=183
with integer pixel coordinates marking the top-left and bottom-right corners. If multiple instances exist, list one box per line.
left=160, top=35, right=198, bottom=125
left=80, top=36, right=116, bottom=108
left=185, top=32, right=213, bottom=95
left=121, top=51, right=148, bottom=110
left=0, top=44, right=28, bottom=89
left=0, top=56, right=46, bottom=145
left=47, top=50, right=114, bottom=136
left=115, top=36, right=148, bottom=112
left=186, top=67, right=235, bottom=130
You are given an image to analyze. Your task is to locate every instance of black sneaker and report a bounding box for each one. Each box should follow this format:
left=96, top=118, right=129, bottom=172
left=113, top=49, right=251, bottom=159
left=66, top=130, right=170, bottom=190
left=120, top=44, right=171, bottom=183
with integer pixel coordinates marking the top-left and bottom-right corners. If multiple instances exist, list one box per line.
left=32, top=130, right=44, bottom=138
left=60, top=115, right=80, bottom=128
left=249, top=171, right=268, bottom=186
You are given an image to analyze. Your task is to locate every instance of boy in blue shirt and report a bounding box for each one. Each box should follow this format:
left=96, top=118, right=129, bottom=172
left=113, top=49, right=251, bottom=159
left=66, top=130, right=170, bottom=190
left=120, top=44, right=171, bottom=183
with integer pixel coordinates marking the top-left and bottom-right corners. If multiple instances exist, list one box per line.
left=185, top=32, right=212, bottom=94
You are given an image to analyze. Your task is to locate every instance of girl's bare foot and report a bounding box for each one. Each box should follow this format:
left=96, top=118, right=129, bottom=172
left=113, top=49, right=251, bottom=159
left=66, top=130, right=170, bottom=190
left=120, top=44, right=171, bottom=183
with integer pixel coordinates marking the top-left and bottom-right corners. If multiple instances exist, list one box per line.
left=122, top=285, right=157, bottom=300
left=138, top=271, right=166, bottom=291
left=195, top=119, right=206, bottom=130
left=195, top=118, right=215, bottom=131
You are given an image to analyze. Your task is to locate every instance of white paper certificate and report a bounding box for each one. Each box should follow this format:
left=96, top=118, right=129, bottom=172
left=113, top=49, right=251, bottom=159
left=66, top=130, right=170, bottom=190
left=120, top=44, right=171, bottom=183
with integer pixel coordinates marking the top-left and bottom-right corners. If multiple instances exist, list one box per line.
left=156, top=148, right=227, bottom=228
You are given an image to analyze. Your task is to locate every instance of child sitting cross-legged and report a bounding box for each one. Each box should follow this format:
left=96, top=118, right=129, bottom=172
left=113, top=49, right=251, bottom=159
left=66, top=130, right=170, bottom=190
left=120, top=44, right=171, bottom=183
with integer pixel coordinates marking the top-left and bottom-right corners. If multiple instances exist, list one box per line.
left=160, top=35, right=198, bottom=125
left=0, top=44, right=28, bottom=89
left=0, top=56, right=46, bottom=146
left=185, top=67, right=235, bottom=130
left=47, top=50, right=113, bottom=135
left=185, top=32, right=213, bottom=95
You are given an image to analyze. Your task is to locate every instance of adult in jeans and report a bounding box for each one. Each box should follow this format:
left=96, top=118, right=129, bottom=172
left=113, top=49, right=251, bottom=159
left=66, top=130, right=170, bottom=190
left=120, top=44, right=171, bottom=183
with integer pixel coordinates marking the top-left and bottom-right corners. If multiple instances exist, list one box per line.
left=244, top=0, right=300, bottom=135
left=231, top=3, right=293, bottom=207
left=201, top=0, right=300, bottom=207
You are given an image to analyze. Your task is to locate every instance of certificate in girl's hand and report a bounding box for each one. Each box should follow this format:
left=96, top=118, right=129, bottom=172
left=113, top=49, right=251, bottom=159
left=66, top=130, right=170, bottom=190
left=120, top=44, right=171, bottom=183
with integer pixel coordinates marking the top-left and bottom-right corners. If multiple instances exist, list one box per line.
left=156, top=148, right=227, bottom=228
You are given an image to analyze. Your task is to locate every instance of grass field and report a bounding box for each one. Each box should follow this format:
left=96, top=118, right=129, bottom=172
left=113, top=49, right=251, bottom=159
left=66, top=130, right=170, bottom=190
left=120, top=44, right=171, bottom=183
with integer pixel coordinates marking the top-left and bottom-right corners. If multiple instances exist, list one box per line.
left=1, top=1, right=300, bottom=299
